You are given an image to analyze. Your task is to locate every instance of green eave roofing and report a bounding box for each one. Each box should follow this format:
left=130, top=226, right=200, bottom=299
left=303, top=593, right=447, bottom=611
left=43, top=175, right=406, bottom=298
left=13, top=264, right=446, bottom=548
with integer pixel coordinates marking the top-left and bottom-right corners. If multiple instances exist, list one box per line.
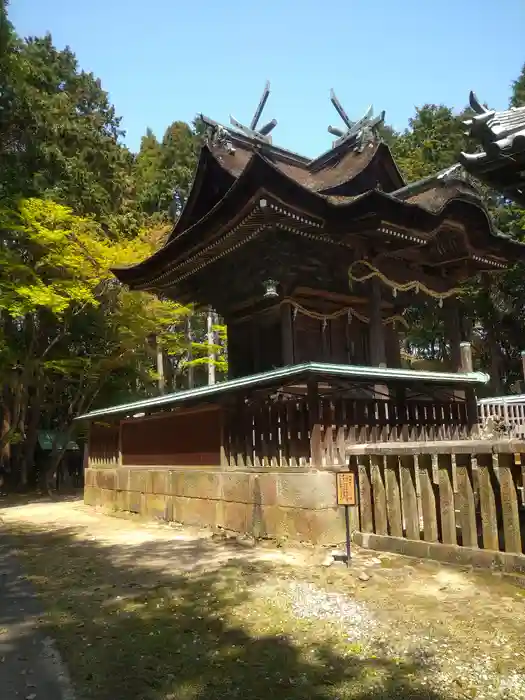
left=75, top=362, right=489, bottom=422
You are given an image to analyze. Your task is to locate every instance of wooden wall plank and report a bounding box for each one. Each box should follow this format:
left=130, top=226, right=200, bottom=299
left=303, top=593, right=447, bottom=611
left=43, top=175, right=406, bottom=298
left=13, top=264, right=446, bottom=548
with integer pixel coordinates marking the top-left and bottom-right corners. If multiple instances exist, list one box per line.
left=400, top=455, right=420, bottom=540
left=477, top=453, right=500, bottom=552
left=385, top=455, right=403, bottom=537
left=418, top=454, right=439, bottom=543
left=371, top=455, right=388, bottom=535
left=438, top=454, right=457, bottom=545
left=456, top=454, right=478, bottom=548
left=498, top=454, right=522, bottom=554
left=357, top=455, right=374, bottom=533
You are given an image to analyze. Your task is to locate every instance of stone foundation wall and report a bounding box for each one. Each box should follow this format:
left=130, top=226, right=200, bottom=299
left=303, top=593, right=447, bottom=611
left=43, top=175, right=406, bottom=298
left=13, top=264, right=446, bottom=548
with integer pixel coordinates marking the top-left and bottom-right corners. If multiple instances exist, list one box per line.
left=84, top=467, right=349, bottom=545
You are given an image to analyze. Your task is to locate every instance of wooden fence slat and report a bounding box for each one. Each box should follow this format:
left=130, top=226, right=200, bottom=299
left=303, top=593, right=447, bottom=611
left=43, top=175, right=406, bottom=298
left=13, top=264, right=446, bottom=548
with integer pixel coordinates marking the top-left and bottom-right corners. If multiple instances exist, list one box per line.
left=400, top=455, right=420, bottom=540
left=438, top=454, right=457, bottom=545
left=371, top=455, right=388, bottom=535
left=357, top=455, right=374, bottom=533
left=456, top=454, right=478, bottom=548
left=498, top=453, right=522, bottom=554
left=418, top=454, right=439, bottom=543
left=287, top=401, right=299, bottom=467
left=477, top=453, right=500, bottom=551
left=385, top=455, right=403, bottom=537
left=253, top=404, right=262, bottom=469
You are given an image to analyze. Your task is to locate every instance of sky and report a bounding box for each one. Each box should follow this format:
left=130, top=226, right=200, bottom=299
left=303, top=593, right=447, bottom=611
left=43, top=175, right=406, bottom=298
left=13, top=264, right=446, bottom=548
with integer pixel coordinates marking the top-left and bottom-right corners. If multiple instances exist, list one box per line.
left=9, top=0, right=525, bottom=158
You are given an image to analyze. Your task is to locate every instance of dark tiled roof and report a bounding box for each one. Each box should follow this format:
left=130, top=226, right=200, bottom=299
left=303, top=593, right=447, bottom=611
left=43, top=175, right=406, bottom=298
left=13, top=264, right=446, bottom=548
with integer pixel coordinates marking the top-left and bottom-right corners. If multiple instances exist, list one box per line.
left=459, top=92, right=525, bottom=206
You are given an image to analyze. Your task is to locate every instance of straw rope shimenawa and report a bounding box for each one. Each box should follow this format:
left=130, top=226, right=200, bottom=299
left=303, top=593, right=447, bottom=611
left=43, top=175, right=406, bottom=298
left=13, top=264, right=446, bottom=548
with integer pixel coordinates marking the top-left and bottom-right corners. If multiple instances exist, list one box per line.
left=348, top=260, right=465, bottom=306
left=282, top=297, right=409, bottom=329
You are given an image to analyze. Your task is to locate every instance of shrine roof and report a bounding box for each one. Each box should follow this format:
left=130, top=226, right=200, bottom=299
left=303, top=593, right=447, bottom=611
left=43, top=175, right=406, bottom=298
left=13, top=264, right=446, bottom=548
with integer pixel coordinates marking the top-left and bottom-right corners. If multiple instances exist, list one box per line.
left=75, top=362, right=490, bottom=422
left=113, top=146, right=525, bottom=293
left=112, top=84, right=525, bottom=296
left=459, top=91, right=525, bottom=206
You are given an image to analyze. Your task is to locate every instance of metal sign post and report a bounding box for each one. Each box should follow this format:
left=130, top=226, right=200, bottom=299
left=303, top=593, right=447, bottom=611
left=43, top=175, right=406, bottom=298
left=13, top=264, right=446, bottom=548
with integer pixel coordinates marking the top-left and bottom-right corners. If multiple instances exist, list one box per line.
left=336, top=471, right=356, bottom=567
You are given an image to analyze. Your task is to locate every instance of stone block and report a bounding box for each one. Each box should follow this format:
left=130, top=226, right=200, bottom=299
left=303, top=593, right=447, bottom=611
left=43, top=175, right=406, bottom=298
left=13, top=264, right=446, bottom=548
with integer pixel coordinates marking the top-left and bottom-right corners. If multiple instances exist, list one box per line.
left=258, top=474, right=278, bottom=506
left=128, top=470, right=147, bottom=493
left=144, top=493, right=170, bottom=520
left=84, top=486, right=97, bottom=506
left=179, top=471, right=221, bottom=500
left=128, top=491, right=143, bottom=514
left=262, top=505, right=345, bottom=544
left=115, top=490, right=129, bottom=512
left=277, top=472, right=337, bottom=510
left=116, top=468, right=130, bottom=492
left=220, top=501, right=250, bottom=533
left=221, top=472, right=253, bottom=503
left=168, top=471, right=185, bottom=497
left=173, top=496, right=219, bottom=528
left=97, top=470, right=116, bottom=491
left=99, top=487, right=116, bottom=509
left=150, top=470, right=170, bottom=495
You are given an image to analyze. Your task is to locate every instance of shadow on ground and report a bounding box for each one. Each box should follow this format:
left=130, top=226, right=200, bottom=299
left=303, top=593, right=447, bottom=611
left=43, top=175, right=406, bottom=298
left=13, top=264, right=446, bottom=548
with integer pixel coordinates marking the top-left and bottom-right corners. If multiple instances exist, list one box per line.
left=0, top=491, right=83, bottom=510
left=2, top=522, right=461, bottom=700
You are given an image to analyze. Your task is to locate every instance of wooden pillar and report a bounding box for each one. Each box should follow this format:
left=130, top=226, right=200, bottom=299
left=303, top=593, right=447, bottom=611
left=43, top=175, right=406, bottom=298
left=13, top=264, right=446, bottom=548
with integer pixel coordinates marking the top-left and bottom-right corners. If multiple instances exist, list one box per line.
left=460, top=341, right=479, bottom=435
left=307, top=380, right=323, bottom=468
left=252, top=318, right=261, bottom=373
left=156, top=336, right=165, bottom=394
left=521, top=351, right=525, bottom=390
left=385, top=323, right=402, bottom=368
left=460, top=341, right=473, bottom=373
left=280, top=302, right=294, bottom=366
left=443, top=297, right=462, bottom=372
left=186, top=315, right=194, bottom=389
left=368, top=279, right=387, bottom=367
left=207, top=307, right=216, bottom=386
left=369, top=279, right=388, bottom=399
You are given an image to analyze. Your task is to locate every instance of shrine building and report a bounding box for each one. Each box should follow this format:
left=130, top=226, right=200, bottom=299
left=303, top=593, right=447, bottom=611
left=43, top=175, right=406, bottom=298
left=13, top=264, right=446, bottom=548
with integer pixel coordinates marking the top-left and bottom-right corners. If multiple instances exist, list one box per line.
left=78, top=86, right=525, bottom=543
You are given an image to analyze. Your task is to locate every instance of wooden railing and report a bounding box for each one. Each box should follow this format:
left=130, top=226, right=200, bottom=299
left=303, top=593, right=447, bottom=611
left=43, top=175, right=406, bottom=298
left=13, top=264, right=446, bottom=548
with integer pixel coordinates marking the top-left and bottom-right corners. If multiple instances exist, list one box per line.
left=224, top=397, right=474, bottom=469
left=88, top=421, right=120, bottom=468
left=348, top=441, right=525, bottom=556
left=478, top=397, right=525, bottom=439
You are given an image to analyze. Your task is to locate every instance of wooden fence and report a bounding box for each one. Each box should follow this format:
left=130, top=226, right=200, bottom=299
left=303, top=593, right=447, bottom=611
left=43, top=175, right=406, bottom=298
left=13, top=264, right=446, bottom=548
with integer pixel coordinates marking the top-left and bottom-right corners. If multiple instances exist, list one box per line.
left=224, top=396, right=474, bottom=468
left=478, top=396, right=525, bottom=439
left=348, top=441, right=525, bottom=555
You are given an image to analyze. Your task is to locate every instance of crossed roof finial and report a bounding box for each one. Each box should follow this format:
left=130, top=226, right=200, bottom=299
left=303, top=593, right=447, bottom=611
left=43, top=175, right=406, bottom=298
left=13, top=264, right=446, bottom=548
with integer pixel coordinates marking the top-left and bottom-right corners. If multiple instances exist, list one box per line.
left=229, top=81, right=277, bottom=144
left=328, top=89, right=385, bottom=149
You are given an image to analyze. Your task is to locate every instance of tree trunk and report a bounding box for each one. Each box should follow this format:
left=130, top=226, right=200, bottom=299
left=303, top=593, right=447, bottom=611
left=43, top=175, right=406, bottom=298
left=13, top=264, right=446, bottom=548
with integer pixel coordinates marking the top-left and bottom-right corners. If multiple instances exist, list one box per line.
left=23, top=381, right=43, bottom=488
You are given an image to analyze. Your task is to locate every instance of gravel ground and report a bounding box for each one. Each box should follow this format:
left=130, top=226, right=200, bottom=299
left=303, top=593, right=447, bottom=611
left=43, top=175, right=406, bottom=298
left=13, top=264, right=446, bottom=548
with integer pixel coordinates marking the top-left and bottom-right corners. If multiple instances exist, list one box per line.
left=279, top=579, right=525, bottom=699
left=2, top=498, right=525, bottom=700
left=286, top=580, right=377, bottom=642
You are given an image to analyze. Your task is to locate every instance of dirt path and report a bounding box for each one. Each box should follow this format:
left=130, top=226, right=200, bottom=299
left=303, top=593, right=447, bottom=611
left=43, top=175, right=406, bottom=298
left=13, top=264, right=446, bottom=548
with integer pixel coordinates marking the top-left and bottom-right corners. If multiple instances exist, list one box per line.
left=1, top=497, right=525, bottom=699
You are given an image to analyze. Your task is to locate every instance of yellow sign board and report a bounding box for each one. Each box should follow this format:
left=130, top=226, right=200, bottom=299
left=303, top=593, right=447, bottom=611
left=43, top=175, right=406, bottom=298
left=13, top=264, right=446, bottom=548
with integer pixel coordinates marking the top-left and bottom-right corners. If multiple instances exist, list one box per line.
left=336, top=472, right=356, bottom=506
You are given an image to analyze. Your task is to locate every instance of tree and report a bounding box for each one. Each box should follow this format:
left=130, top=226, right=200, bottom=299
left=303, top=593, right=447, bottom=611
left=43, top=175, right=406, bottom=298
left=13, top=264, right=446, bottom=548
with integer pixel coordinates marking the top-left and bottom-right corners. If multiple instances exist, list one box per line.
left=0, top=28, right=134, bottom=221
left=510, top=62, right=525, bottom=108
left=0, top=198, right=193, bottom=486
left=391, top=104, right=468, bottom=181
left=133, top=121, right=199, bottom=218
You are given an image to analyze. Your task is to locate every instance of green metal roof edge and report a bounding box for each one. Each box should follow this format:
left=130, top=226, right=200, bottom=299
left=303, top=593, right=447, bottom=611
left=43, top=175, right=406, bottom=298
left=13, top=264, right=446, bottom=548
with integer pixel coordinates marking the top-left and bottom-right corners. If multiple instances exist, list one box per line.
left=75, top=362, right=490, bottom=423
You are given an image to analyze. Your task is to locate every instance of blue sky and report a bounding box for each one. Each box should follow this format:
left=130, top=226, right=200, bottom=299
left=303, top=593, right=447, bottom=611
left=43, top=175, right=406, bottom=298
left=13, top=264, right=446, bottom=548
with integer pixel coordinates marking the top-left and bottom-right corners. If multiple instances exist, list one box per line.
left=10, top=0, right=525, bottom=158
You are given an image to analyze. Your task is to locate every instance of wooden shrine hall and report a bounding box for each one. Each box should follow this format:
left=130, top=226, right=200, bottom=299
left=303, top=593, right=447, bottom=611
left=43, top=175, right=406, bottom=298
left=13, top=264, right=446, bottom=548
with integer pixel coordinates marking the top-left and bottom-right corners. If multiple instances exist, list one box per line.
left=79, top=85, right=525, bottom=545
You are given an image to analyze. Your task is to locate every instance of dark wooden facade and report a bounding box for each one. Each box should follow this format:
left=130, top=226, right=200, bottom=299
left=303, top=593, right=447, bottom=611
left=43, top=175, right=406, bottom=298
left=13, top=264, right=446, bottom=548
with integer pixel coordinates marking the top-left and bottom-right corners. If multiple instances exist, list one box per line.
left=113, top=103, right=525, bottom=393
left=82, top=89, right=525, bottom=553
left=99, top=92, right=525, bottom=446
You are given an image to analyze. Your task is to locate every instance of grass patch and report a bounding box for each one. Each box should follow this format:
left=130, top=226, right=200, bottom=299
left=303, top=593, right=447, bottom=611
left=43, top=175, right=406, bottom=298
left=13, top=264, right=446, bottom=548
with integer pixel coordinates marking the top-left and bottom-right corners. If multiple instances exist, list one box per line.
left=3, top=522, right=455, bottom=699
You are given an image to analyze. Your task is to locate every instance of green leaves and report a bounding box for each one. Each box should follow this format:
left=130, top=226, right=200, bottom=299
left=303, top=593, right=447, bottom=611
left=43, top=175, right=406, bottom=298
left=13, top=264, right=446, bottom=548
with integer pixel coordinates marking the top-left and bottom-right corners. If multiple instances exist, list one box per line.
left=133, top=121, right=199, bottom=218
left=391, top=104, right=468, bottom=182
